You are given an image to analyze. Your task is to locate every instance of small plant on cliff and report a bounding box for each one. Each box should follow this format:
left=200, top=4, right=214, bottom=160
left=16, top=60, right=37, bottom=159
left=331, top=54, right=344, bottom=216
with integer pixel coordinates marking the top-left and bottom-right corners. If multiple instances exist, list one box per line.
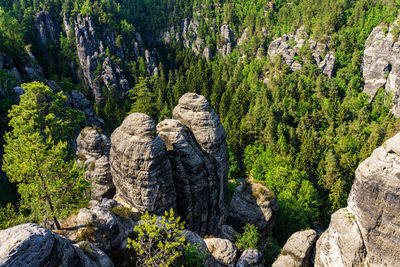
left=127, top=209, right=205, bottom=267
left=235, top=224, right=260, bottom=250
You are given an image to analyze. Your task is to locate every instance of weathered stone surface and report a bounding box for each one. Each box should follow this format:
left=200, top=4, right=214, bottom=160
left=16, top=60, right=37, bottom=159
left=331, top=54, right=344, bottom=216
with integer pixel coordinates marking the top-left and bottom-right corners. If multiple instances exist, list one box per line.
left=63, top=199, right=134, bottom=254
left=70, top=90, right=105, bottom=129
left=314, top=208, right=366, bottom=267
left=347, top=133, right=400, bottom=266
left=273, top=229, right=317, bottom=267
left=77, top=127, right=114, bottom=201
left=35, top=11, right=57, bottom=45
left=0, top=223, right=112, bottom=267
left=183, top=230, right=220, bottom=267
left=219, top=225, right=236, bottom=242
left=228, top=182, right=279, bottom=233
left=75, top=241, right=115, bottom=267
left=72, top=14, right=130, bottom=103
left=173, top=93, right=229, bottom=227
left=218, top=23, right=235, bottom=56
left=362, top=19, right=400, bottom=116
left=267, top=26, right=335, bottom=77
left=315, top=133, right=400, bottom=266
left=110, top=113, right=176, bottom=214
left=204, top=238, right=238, bottom=267
left=236, top=249, right=264, bottom=267
left=157, top=119, right=221, bottom=235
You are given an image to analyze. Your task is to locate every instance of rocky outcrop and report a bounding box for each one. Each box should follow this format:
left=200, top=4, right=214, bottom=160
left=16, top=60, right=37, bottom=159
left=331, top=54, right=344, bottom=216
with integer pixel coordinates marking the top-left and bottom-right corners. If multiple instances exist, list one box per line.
left=273, top=229, right=317, bottom=267
left=315, top=133, right=400, bottom=266
left=62, top=199, right=134, bottom=254
left=219, top=225, right=236, bottom=242
left=173, top=93, right=229, bottom=227
left=72, top=14, right=130, bottom=103
left=362, top=19, right=400, bottom=116
left=314, top=208, right=365, bottom=267
left=218, top=23, right=235, bottom=56
left=204, top=238, right=238, bottom=267
left=77, top=127, right=114, bottom=201
left=110, top=113, right=176, bottom=214
left=183, top=230, right=220, bottom=266
left=0, top=223, right=113, bottom=267
left=157, top=119, right=222, bottom=235
left=70, top=90, right=105, bottom=129
left=35, top=11, right=57, bottom=45
left=0, top=52, right=43, bottom=83
left=267, top=27, right=335, bottom=77
left=228, top=182, right=279, bottom=233
left=236, top=249, right=264, bottom=267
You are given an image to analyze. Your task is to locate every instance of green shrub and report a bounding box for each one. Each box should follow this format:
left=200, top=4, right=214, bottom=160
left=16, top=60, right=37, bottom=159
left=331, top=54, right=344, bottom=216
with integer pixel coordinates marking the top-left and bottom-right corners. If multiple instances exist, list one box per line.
left=127, top=209, right=202, bottom=267
left=235, top=224, right=260, bottom=250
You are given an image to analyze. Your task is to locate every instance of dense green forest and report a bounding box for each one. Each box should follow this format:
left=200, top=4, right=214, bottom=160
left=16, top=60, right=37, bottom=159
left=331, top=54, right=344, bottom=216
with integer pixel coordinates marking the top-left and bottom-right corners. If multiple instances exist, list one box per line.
left=1, top=0, right=400, bottom=256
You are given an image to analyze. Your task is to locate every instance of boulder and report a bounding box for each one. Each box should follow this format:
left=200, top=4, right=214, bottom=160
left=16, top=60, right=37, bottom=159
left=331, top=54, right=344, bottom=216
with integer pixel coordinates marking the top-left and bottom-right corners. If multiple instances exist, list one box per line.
left=110, top=113, right=176, bottom=214
left=228, top=182, right=279, bottom=233
left=315, top=133, right=400, bottom=266
left=76, top=127, right=114, bottom=201
left=219, top=225, right=236, bottom=242
left=183, top=230, right=219, bottom=267
left=173, top=93, right=229, bottom=226
left=63, top=199, right=134, bottom=254
left=157, top=119, right=222, bottom=235
left=272, top=229, right=317, bottom=267
left=236, top=249, right=264, bottom=267
left=0, top=223, right=112, bottom=267
left=204, top=238, right=238, bottom=266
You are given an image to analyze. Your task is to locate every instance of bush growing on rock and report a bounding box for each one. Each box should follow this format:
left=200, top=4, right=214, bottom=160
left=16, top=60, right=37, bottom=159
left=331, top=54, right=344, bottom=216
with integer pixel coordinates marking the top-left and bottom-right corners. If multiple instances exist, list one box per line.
left=127, top=209, right=205, bottom=267
left=235, top=224, right=260, bottom=251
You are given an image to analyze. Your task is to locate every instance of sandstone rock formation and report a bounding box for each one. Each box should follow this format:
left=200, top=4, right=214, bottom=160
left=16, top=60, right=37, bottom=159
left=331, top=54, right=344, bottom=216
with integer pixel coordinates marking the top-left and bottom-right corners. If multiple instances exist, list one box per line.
left=183, top=230, right=220, bottom=266
left=267, top=26, right=335, bottom=77
left=63, top=199, right=134, bottom=254
left=204, top=238, right=238, bottom=267
left=218, top=23, right=235, bottom=56
left=70, top=90, right=106, bottom=129
left=77, top=127, right=114, bottom=200
left=0, top=223, right=113, bottom=267
left=35, top=11, right=57, bottom=45
left=157, top=119, right=222, bottom=235
left=228, top=182, right=279, bottom=233
left=72, top=14, right=130, bottom=103
left=273, top=229, right=317, bottom=267
left=314, top=208, right=365, bottom=267
left=0, top=52, right=43, bottom=83
left=362, top=19, right=400, bottom=116
left=173, top=93, right=229, bottom=227
left=219, top=225, right=236, bottom=242
left=315, top=133, right=400, bottom=266
left=110, top=113, right=176, bottom=214
left=236, top=249, right=264, bottom=267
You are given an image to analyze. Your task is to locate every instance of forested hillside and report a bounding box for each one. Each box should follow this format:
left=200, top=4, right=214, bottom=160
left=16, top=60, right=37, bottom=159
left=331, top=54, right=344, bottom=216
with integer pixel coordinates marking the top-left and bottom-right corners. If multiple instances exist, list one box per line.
left=1, top=0, right=400, bottom=262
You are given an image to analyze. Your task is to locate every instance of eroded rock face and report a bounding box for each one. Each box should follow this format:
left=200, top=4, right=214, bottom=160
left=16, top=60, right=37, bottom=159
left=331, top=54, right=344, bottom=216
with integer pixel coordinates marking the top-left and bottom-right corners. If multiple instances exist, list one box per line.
left=63, top=199, right=134, bottom=254
left=228, top=182, right=279, bottom=233
left=70, top=90, right=105, bottom=129
left=314, top=208, right=365, bottom=267
left=236, top=249, right=264, bottom=267
left=110, top=113, right=176, bottom=214
left=0, top=223, right=112, bottom=267
left=315, top=133, right=400, bottom=266
left=157, top=119, right=221, bottom=235
left=77, top=127, right=114, bottom=201
left=72, top=14, right=130, bottom=103
left=204, top=238, right=238, bottom=267
left=273, top=229, right=317, bottom=267
left=362, top=19, right=400, bottom=116
left=35, top=11, right=57, bottom=45
left=173, top=93, right=229, bottom=227
left=267, top=26, right=335, bottom=77
left=218, top=23, right=235, bottom=56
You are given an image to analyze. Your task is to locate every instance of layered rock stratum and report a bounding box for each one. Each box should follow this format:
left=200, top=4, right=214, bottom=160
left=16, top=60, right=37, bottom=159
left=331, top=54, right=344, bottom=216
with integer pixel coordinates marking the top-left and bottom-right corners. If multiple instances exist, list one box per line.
left=110, top=113, right=177, bottom=214
left=362, top=18, right=400, bottom=116
left=315, top=133, right=400, bottom=266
